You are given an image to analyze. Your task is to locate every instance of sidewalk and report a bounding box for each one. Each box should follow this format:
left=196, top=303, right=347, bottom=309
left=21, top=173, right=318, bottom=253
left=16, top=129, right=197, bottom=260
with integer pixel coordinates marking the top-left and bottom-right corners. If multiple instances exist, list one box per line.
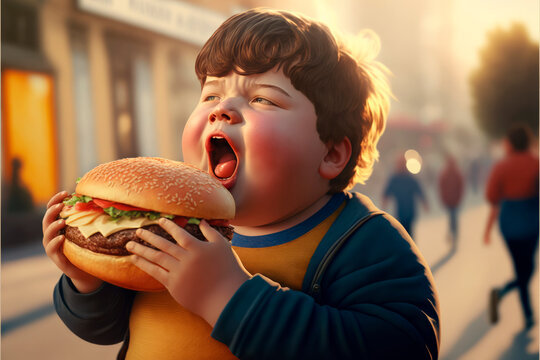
left=414, top=204, right=539, bottom=360
left=1, top=243, right=122, bottom=359
left=1, top=203, right=538, bottom=359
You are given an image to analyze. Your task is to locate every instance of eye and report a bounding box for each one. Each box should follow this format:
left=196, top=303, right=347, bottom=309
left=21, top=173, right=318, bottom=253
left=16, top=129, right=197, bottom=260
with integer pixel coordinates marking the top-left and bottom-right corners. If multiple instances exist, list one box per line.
left=203, top=95, right=220, bottom=102
left=252, top=97, right=276, bottom=106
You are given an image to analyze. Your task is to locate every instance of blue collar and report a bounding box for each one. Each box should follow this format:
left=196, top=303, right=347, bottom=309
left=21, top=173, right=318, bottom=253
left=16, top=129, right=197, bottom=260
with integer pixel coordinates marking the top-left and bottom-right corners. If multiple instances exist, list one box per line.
left=232, top=192, right=346, bottom=248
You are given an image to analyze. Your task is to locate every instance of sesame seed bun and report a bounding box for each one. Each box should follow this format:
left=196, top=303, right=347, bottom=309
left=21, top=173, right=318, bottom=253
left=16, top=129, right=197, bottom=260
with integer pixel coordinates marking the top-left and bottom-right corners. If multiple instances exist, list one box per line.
left=63, top=157, right=235, bottom=292
left=76, top=157, right=235, bottom=219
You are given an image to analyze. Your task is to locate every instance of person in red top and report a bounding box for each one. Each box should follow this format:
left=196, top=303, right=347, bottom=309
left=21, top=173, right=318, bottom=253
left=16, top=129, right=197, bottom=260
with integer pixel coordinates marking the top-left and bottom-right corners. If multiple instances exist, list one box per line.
left=484, top=124, right=539, bottom=330
left=438, top=154, right=465, bottom=248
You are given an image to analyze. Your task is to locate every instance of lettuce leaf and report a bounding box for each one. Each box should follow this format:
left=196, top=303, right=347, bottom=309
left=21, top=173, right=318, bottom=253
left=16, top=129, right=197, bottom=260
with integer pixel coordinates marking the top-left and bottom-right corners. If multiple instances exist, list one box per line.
left=102, top=207, right=174, bottom=221
left=63, top=194, right=92, bottom=206
left=64, top=194, right=176, bottom=221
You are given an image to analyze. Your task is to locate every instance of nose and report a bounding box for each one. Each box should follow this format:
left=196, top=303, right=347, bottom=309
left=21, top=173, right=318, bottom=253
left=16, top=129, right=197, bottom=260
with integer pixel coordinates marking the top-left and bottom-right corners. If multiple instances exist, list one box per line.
left=208, top=102, right=241, bottom=124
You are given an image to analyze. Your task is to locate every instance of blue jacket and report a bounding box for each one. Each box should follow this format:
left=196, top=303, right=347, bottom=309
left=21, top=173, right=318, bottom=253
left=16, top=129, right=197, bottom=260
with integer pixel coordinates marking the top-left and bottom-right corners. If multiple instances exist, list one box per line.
left=54, top=192, right=440, bottom=359
left=384, top=173, right=426, bottom=222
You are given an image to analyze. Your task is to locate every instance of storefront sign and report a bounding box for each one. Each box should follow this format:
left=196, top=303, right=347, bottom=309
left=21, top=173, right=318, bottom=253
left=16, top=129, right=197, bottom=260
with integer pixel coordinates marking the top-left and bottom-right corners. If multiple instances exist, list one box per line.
left=77, top=0, right=228, bottom=46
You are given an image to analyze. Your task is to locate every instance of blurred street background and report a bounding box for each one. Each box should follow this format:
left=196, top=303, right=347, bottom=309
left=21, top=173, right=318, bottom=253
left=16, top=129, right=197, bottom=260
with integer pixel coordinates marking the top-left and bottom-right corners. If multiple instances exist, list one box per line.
left=1, top=0, right=538, bottom=359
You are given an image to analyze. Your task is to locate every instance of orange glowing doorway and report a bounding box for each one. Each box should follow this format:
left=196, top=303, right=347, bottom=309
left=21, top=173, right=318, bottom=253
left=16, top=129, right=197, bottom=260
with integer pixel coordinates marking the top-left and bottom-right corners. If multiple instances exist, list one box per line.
left=2, top=69, right=58, bottom=204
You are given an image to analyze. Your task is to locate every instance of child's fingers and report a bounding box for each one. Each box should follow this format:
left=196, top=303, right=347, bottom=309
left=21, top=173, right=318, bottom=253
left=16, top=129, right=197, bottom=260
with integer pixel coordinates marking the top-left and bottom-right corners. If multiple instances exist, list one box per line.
left=158, top=218, right=198, bottom=249
left=134, top=228, right=187, bottom=258
left=46, top=202, right=65, bottom=216
left=44, top=234, right=70, bottom=270
left=126, top=239, right=179, bottom=270
left=45, top=234, right=64, bottom=255
left=44, top=234, right=102, bottom=289
left=43, top=218, right=65, bottom=246
left=199, top=220, right=227, bottom=244
left=47, top=191, right=68, bottom=209
left=43, top=202, right=64, bottom=223
left=129, top=253, right=169, bottom=286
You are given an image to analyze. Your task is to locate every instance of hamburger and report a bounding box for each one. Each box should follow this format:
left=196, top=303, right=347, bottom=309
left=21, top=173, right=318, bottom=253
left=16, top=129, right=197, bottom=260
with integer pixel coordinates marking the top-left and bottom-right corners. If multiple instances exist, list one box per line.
left=59, top=157, right=235, bottom=292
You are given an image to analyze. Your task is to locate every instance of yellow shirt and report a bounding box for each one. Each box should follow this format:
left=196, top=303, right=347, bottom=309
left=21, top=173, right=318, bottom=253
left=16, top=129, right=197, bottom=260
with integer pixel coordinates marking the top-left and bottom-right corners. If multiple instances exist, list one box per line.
left=127, top=199, right=345, bottom=360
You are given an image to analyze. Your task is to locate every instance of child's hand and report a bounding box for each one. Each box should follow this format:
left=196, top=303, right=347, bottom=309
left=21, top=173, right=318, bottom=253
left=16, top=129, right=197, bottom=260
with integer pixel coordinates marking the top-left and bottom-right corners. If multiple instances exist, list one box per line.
left=42, top=191, right=103, bottom=293
left=127, top=218, right=251, bottom=326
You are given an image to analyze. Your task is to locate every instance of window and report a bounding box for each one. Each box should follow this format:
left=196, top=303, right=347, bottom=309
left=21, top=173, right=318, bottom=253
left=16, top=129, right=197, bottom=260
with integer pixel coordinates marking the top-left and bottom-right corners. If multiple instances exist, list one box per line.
left=133, top=54, right=158, bottom=157
left=1, top=2, right=39, bottom=51
left=70, top=25, right=97, bottom=174
left=107, top=33, right=157, bottom=158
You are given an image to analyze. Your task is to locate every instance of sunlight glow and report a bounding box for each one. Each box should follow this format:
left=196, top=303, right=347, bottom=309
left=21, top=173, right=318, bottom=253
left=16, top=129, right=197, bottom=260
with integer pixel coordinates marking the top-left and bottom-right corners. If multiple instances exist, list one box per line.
left=404, top=149, right=423, bottom=174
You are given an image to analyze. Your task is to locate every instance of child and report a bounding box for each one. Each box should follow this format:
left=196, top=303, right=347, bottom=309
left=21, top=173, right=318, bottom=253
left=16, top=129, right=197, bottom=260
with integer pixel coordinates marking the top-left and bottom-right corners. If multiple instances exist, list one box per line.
left=43, top=8, right=440, bottom=359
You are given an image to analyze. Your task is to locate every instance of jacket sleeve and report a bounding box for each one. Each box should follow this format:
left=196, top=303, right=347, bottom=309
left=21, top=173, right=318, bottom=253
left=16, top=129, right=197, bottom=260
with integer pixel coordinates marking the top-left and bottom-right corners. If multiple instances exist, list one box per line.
left=53, top=274, right=135, bottom=345
left=211, top=214, right=440, bottom=360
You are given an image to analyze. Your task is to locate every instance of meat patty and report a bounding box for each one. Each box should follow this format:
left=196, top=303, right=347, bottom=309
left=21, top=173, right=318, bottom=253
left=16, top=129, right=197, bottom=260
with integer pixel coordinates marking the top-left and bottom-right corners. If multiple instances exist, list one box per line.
left=63, top=223, right=234, bottom=256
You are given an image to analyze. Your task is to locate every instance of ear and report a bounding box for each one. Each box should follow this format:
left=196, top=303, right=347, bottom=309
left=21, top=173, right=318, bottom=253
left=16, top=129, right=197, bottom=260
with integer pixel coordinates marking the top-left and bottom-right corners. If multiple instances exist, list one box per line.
left=319, top=137, right=352, bottom=180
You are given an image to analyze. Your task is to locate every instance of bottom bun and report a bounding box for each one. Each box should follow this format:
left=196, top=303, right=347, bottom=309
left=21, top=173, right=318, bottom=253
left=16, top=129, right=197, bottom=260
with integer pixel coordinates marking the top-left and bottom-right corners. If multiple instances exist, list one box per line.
left=63, top=239, right=165, bottom=292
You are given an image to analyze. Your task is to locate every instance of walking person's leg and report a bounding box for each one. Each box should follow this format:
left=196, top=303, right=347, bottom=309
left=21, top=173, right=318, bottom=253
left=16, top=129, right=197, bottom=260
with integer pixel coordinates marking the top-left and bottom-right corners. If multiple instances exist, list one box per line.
left=490, top=236, right=538, bottom=327
left=506, top=237, right=538, bottom=328
left=489, top=235, right=519, bottom=324
left=449, top=207, right=458, bottom=248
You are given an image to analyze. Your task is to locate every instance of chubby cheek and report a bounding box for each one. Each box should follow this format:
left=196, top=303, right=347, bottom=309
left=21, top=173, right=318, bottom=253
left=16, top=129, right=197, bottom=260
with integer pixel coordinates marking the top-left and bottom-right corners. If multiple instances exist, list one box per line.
left=231, top=123, right=327, bottom=227
left=245, top=129, right=298, bottom=186
left=241, top=124, right=324, bottom=207
left=181, top=114, right=206, bottom=169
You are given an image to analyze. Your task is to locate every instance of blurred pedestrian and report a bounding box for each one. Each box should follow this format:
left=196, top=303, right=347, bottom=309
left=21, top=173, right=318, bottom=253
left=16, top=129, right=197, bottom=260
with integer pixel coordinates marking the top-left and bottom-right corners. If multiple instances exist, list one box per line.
left=383, top=155, right=428, bottom=238
left=468, top=158, right=481, bottom=194
left=5, top=157, right=34, bottom=213
left=484, top=124, right=539, bottom=330
left=438, top=154, right=465, bottom=249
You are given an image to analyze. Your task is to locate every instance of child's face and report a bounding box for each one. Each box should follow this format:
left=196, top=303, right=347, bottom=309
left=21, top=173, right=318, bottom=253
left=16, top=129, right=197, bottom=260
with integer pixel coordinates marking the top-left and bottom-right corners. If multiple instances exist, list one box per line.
left=182, top=68, right=330, bottom=227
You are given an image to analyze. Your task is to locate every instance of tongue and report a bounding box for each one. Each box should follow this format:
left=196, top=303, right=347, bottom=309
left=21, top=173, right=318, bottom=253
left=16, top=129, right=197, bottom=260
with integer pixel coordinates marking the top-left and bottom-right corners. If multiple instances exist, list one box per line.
left=214, top=153, right=237, bottom=179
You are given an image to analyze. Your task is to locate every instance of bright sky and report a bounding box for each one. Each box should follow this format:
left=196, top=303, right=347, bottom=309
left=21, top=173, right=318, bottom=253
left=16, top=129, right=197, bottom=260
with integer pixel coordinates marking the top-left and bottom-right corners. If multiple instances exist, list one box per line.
left=452, top=0, right=539, bottom=71
left=300, top=0, right=539, bottom=127
left=307, top=0, right=539, bottom=72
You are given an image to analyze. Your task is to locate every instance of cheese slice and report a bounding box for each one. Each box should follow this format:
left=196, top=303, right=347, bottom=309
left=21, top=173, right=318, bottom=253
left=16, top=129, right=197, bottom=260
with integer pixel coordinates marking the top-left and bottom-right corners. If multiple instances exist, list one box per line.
left=88, top=215, right=160, bottom=237
left=64, top=210, right=103, bottom=226
left=61, top=207, right=160, bottom=237
left=60, top=206, right=86, bottom=219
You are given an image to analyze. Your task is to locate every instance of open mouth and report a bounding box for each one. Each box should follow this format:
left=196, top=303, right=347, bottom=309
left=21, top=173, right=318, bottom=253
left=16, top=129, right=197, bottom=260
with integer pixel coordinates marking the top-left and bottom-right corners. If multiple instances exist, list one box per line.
left=206, top=134, right=238, bottom=187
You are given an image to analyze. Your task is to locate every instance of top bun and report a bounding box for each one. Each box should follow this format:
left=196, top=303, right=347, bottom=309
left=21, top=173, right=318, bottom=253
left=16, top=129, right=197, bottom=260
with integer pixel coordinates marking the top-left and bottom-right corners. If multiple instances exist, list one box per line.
left=76, top=157, right=235, bottom=219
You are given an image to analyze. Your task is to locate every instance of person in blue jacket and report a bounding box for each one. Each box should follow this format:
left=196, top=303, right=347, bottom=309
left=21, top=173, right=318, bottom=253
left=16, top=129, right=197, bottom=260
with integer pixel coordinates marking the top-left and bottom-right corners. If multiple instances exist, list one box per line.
left=382, top=155, right=429, bottom=237
left=42, top=8, right=440, bottom=359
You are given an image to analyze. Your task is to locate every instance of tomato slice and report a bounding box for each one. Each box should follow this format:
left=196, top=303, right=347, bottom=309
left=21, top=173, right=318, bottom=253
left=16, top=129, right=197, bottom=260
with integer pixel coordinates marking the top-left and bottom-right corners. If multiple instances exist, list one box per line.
left=93, top=198, right=148, bottom=212
left=208, top=219, right=230, bottom=227
left=112, top=203, right=149, bottom=212
left=92, top=198, right=115, bottom=208
left=74, top=201, right=104, bottom=212
left=173, top=217, right=188, bottom=227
